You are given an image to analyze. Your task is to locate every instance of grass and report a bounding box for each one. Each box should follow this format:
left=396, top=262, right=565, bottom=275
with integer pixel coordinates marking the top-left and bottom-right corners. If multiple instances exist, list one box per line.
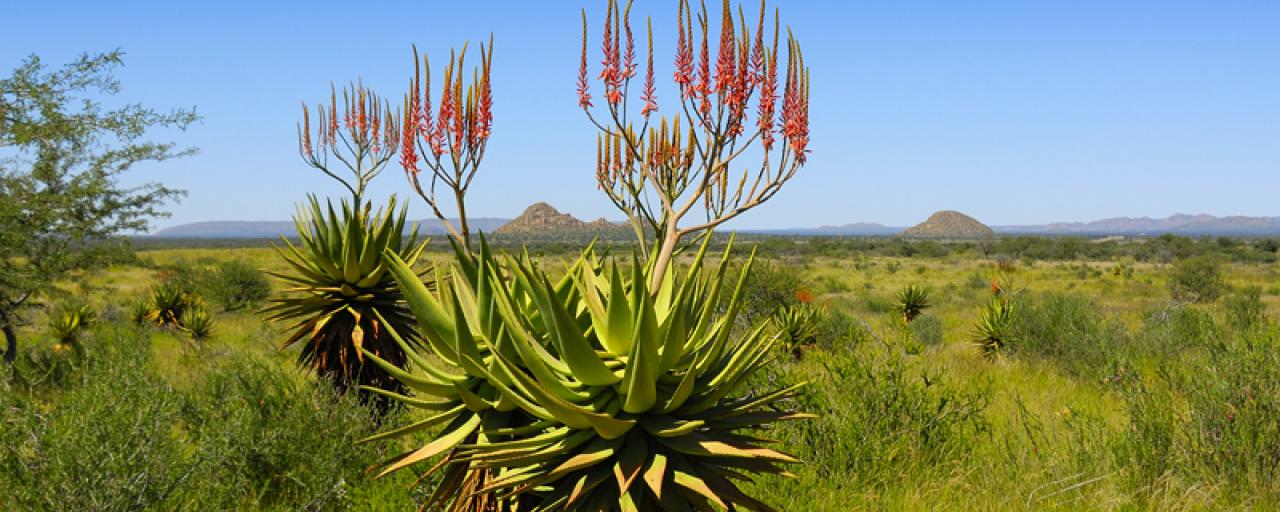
left=4, top=241, right=1280, bottom=510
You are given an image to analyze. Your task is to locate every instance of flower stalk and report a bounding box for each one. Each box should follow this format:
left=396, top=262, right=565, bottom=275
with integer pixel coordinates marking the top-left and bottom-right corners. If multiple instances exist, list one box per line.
left=579, top=0, right=812, bottom=289
left=400, top=39, right=495, bottom=252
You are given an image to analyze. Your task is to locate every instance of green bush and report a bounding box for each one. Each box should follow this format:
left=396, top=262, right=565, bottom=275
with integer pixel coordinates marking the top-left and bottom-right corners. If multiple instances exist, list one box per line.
left=1225, top=285, right=1267, bottom=331
left=0, top=324, right=417, bottom=511
left=734, top=259, right=808, bottom=322
left=909, top=314, right=944, bottom=346
left=1, top=326, right=194, bottom=511
left=1139, top=305, right=1220, bottom=358
left=751, top=351, right=988, bottom=497
left=1012, top=293, right=1128, bottom=376
left=1168, top=255, right=1226, bottom=303
left=206, top=260, right=272, bottom=312
left=1116, top=325, right=1280, bottom=498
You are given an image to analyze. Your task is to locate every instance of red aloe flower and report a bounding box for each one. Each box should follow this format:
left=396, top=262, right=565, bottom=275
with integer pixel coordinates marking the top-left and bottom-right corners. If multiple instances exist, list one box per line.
left=713, top=0, right=736, bottom=95
left=758, top=22, right=779, bottom=150
left=641, top=20, right=658, bottom=117
left=674, top=0, right=694, bottom=98
left=476, top=72, right=493, bottom=143
left=451, top=67, right=465, bottom=151
left=300, top=104, right=313, bottom=157
left=578, top=10, right=593, bottom=109
left=697, top=9, right=711, bottom=115
left=438, top=66, right=454, bottom=155
left=328, top=88, right=338, bottom=146
left=400, top=101, right=418, bottom=175
left=622, top=3, right=637, bottom=80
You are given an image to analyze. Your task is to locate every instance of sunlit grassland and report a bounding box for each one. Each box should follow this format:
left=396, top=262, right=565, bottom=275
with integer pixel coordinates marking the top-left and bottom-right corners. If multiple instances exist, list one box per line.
left=9, top=242, right=1280, bottom=510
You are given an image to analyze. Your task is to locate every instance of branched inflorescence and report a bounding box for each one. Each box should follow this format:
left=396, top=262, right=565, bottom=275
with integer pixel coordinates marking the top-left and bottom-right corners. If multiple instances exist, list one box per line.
left=579, top=0, right=811, bottom=287
left=298, top=82, right=400, bottom=206
left=399, top=39, right=495, bottom=251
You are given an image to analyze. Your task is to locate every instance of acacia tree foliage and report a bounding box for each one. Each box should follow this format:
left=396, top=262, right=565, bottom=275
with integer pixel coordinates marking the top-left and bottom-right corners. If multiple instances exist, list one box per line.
left=0, top=51, right=197, bottom=363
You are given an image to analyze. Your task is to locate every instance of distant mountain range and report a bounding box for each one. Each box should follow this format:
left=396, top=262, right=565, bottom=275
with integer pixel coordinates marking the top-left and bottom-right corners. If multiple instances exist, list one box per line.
left=993, top=214, right=1280, bottom=236
left=152, top=210, right=1280, bottom=238
left=153, top=218, right=510, bottom=238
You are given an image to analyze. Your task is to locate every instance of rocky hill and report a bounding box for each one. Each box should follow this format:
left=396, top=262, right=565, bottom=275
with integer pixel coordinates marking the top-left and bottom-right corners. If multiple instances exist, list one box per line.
left=902, top=210, right=994, bottom=239
left=494, top=202, right=618, bottom=235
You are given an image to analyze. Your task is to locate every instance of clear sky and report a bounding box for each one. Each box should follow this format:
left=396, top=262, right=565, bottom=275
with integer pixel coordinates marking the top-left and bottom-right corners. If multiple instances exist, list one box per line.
left=3, top=1, right=1278, bottom=229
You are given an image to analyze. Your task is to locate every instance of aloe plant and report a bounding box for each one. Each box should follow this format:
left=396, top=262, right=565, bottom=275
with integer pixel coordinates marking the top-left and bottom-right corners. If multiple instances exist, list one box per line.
left=361, top=237, right=809, bottom=510
left=773, top=303, right=822, bottom=357
left=48, top=301, right=96, bottom=356
left=182, top=306, right=214, bottom=341
left=972, top=298, right=1017, bottom=357
left=136, top=282, right=201, bottom=329
left=265, top=195, right=428, bottom=398
left=895, top=284, right=931, bottom=323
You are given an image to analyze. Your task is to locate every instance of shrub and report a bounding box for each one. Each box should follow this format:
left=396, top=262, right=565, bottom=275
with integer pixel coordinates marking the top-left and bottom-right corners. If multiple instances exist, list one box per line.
left=752, top=351, right=988, bottom=495
left=909, top=314, right=943, bottom=347
left=205, top=260, right=271, bottom=311
left=1, top=326, right=194, bottom=511
left=1012, top=293, right=1128, bottom=377
left=0, top=325, right=416, bottom=511
left=818, top=307, right=874, bottom=350
left=1168, top=255, right=1226, bottom=303
left=1116, top=325, right=1280, bottom=497
left=1226, top=285, right=1267, bottom=331
left=1140, top=305, right=1220, bottom=357
left=735, top=259, right=808, bottom=322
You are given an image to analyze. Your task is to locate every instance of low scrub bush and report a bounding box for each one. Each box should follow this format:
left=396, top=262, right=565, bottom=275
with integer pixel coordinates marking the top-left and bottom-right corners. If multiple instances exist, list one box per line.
left=1168, top=255, right=1226, bottom=303
left=751, top=351, right=989, bottom=499
left=205, top=260, right=272, bottom=312
left=1012, top=293, right=1128, bottom=376
left=1116, top=325, right=1280, bottom=499
left=0, top=323, right=416, bottom=511
left=909, top=314, right=943, bottom=347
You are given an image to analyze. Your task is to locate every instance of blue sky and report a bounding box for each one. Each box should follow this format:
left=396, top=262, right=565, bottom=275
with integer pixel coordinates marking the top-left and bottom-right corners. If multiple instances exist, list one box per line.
left=3, top=1, right=1278, bottom=229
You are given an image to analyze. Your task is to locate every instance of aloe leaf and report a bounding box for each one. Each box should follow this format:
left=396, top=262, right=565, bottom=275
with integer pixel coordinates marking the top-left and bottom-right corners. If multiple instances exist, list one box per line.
left=376, top=412, right=481, bottom=477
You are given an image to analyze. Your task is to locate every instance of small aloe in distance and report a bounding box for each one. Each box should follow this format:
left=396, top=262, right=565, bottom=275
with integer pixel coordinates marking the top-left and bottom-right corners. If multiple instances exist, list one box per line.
left=773, top=303, right=822, bottom=357
left=895, top=284, right=931, bottom=323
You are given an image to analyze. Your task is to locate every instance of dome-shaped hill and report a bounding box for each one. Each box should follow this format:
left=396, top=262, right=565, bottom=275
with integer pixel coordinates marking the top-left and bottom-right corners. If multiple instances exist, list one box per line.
left=901, top=210, right=994, bottom=239
left=495, top=202, right=616, bottom=234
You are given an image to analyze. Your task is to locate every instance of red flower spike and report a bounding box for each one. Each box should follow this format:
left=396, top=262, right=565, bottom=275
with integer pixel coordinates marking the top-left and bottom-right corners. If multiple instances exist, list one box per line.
left=714, top=0, right=736, bottom=95
left=697, top=6, right=711, bottom=114
left=438, top=62, right=454, bottom=154
left=328, top=88, right=338, bottom=146
left=674, top=0, right=693, bottom=98
left=641, top=19, right=658, bottom=117
left=301, top=104, right=313, bottom=157
left=751, top=0, right=766, bottom=82
left=578, top=10, right=594, bottom=109
left=758, top=15, right=779, bottom=151
left=623, top=1, right=637, bottom=80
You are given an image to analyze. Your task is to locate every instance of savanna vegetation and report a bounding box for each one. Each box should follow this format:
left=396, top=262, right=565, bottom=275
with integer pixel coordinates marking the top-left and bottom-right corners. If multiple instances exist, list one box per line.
left=6, top=1, right=1280, bottom=511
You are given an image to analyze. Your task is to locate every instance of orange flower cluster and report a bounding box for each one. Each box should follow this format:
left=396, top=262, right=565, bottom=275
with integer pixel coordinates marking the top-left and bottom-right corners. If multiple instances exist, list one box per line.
left=298, top=83, right=400, bottom=204
left=401, top=41, right=493, bottom=176
left=581, top=0, right=808, bottom=161
left=398, top=40, right=495, bottom=249
left=300, top=82, right=399, bottom=166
